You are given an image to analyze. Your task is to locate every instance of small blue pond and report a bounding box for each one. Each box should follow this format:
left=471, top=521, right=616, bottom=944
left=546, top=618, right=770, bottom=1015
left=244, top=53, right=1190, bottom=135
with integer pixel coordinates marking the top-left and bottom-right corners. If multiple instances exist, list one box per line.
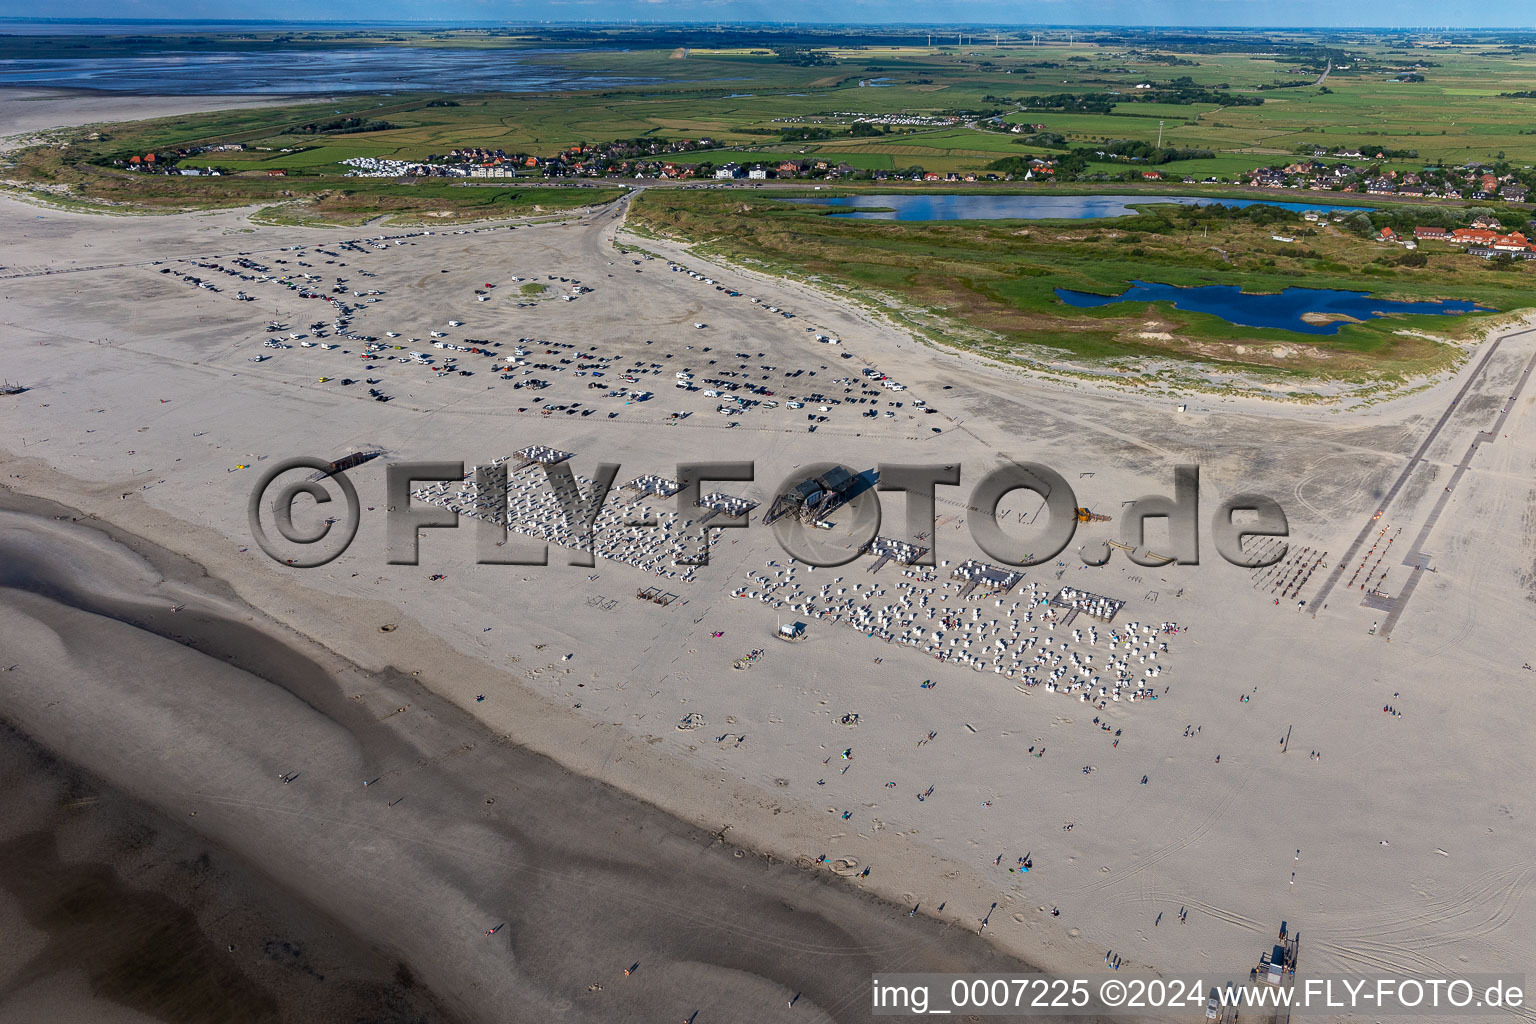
left=774, top=193, right=1371, bottom=221
left=1055, top=281, right=1492, bottom=334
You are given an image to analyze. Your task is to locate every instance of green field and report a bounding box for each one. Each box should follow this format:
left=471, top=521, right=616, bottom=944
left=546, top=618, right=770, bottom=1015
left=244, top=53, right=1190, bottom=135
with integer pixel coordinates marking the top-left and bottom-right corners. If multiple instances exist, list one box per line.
left=260, top=67, right=1534, bottom=180
left=20, top=33, right=1536, bottom=187
left=1, top=141, right=623, bottom=224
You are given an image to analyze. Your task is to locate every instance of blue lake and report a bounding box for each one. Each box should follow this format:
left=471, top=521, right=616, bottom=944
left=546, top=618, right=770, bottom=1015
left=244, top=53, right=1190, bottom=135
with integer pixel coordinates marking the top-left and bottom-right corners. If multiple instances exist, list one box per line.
left=775, top=193, right=1370, bottom=221
left=1055, top=281, right=1491, bottom=335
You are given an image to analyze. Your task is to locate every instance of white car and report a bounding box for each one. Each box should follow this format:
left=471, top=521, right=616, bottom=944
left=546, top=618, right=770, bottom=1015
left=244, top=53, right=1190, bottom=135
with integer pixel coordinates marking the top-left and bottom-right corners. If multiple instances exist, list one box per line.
left=693, top=322, right=707, bottom=329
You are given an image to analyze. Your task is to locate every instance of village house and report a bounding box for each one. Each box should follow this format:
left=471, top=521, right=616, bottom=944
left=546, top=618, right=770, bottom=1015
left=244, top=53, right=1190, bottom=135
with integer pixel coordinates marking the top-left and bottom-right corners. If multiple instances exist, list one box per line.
left=1449, top=228, right=1501, bottom=245
left=1416, top=224, right=1533, bottom=257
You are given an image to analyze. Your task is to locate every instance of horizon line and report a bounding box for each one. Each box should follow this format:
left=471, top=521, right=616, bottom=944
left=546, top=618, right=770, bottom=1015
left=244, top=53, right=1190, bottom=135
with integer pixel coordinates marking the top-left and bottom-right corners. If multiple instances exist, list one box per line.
left=0, top=17, right=1531, bottom=31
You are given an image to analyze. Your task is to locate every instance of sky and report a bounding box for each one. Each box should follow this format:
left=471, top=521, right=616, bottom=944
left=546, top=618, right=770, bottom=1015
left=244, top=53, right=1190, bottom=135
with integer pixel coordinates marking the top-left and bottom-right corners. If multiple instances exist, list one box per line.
left=0, top=1, right=1530, bottom=29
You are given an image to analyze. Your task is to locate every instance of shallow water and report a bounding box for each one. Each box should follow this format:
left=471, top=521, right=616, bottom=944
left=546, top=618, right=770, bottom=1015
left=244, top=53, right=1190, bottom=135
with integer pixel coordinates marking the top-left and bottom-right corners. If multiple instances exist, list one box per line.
left=775, top=192, right=1371, bottom=221
left=0, top=47, right=653, bottom=94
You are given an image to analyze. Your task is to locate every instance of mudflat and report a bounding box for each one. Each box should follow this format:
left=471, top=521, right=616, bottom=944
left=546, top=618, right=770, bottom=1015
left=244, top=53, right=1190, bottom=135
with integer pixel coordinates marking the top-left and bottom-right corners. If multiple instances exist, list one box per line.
left=0, top=493, right=1037, bottom=1023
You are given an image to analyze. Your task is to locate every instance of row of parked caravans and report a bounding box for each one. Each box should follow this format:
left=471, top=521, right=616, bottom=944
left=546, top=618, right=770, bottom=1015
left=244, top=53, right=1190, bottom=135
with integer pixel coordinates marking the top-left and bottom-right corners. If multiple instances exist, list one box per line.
left=671, top=370, right=782, bottom=416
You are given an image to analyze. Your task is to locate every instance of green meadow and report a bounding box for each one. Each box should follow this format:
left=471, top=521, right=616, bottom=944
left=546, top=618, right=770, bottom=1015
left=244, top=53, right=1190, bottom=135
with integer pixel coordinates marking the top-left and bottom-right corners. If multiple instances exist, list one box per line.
left=25, top=35, right=1536, bottom=183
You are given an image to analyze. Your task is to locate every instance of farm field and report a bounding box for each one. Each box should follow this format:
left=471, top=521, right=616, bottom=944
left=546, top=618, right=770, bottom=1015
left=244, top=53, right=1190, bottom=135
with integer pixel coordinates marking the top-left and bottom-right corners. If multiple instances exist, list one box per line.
left=14, top=33, right=1536, bottom=186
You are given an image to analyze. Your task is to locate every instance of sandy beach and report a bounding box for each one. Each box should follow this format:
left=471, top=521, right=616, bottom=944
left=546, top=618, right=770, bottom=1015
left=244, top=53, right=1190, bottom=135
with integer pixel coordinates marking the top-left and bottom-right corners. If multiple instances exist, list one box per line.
left=2, top=92, right=1535, bottom=1022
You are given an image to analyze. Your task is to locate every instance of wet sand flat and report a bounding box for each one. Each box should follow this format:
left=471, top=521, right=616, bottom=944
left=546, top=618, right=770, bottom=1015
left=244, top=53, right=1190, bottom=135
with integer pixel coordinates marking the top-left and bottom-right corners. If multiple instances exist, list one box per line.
left=0, top=495, right=1041, bottom=1024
